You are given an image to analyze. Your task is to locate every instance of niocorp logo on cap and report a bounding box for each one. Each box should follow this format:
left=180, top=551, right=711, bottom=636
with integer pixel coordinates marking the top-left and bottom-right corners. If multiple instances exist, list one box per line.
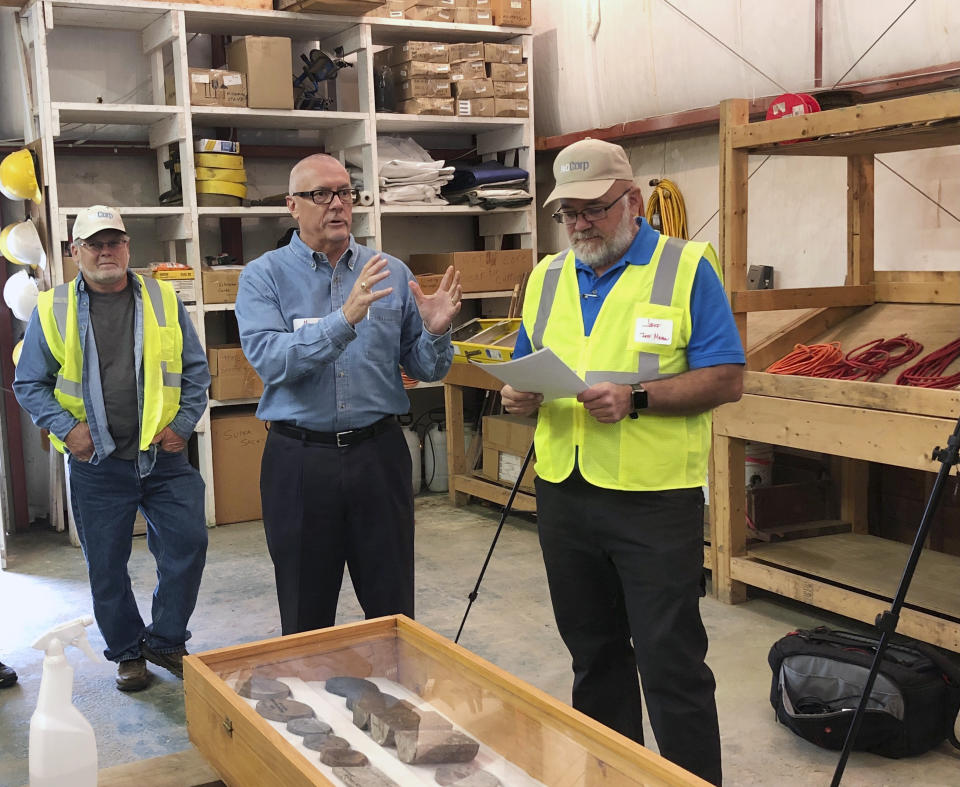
left=97, top=210, right=113, bottom=219
left=560, top=161, right=590, bottom=174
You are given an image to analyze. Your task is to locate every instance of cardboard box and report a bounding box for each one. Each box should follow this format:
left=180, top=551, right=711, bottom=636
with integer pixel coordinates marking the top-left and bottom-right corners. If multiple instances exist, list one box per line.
left=365, top=0, right=417, bottom=15
left=408, top=249, right=533, bottom=292
left=397, top=97, right=455, bottom=115
left=395, top=61, right=452, bottom=79
left=449, top=59, right=487, bottom=81
left=453, top=78, right=494, bottom=99
left=487, top=61, right=528, bottom=81
left=375, top=41, right=450, bottom=68
left=61, top=254, right=79, bottom=282
left=165, top=278, right=197, bottom=305
left=493, top=80, right=528, bottom=98
left=151, top=262, right=195, bottom=280
left=482, top=413, right=536, bottom=492
left=493, top=97, right=529, bottom=117
left=279, top=0, right=386, bottom=14
left=456, top=97, right=494, bottom=117
left=448, top=42, right=485, bottom=63
left=210, top=410, right=267, bottom=525
left=142, top=0, right=271, bottom=7
left=201, top=264, right=243, bottom=304
left=490, top=0, right=530, bottom=26
left=186, top=68, right=247, bottom=108
left=415, top=273, right=444, bottom=294
left=455, top=7, right=490, bottom=23
left=397, top=77, right=451, bottom=100
left=227, top=36, right=294, bottom=110
left=403, top=5, right=453, bottom=22
left=208, top=344, right=264, bottom=401
left=483, top=42, right=523, bottom=63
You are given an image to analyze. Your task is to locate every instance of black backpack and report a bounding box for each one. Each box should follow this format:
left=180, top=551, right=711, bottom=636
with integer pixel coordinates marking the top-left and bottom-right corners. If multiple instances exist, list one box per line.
left=768, top=626, right=960, bottom=758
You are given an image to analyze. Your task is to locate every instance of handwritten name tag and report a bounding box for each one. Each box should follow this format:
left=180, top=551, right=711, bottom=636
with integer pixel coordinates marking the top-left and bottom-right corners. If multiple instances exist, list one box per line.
left=635, top=317, right=673, bottom=346
left=293, top=317, right=321, bottom=331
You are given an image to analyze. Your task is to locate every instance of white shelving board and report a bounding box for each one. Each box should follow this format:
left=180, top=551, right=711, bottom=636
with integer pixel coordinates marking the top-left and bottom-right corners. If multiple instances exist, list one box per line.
left=26, top=0, right=536, bottom=526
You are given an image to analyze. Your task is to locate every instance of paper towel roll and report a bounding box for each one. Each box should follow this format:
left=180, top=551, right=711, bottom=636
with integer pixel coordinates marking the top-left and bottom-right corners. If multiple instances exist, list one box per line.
left=359, top=190, right=374, bottom=207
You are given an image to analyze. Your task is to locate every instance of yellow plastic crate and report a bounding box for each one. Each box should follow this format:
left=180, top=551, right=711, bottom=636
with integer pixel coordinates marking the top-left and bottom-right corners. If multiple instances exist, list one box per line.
left=451, top=318, right=522, bottom=364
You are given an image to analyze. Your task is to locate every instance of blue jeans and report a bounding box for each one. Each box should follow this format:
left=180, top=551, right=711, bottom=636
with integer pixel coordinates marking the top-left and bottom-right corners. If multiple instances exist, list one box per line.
left=69, top=449, right=207, bottom=662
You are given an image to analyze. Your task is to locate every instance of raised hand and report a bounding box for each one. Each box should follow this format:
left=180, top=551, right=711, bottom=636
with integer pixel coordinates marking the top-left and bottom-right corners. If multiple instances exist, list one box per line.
left=343, top=255, right=394, bottom=325
left=409, top=265, right=462, bottom=335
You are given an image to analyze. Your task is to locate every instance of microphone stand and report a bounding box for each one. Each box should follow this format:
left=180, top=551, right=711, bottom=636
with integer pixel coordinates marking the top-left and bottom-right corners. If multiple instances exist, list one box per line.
left=831, top=413, right=960, bottom=786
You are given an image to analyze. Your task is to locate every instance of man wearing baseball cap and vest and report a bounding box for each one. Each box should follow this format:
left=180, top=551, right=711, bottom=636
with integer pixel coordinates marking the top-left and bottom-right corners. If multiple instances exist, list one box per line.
left=502, top=139, right=744, bottom=785
left=14, top=206, right=210, bottom=692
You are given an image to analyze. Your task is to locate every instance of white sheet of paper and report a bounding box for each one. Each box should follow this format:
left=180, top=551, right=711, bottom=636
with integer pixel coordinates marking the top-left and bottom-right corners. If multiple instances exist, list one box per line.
left=472, top=347, right=587, bottom=402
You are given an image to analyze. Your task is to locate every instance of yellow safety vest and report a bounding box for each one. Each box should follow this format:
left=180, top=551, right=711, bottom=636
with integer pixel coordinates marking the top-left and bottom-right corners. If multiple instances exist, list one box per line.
left=36, top=274, right=183, bottom=454
left=522, top=235, right=722, bottom=491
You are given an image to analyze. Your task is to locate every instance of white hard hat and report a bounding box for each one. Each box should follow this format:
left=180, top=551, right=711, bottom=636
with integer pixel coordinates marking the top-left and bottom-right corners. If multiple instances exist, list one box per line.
left=5, top=220, right=46, bottom=269
left=3, top=269, right=39, bottom=322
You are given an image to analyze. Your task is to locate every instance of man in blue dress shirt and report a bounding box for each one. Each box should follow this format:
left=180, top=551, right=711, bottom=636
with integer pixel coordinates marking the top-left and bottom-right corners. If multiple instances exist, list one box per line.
left=235, top=153, right=461, bottom=635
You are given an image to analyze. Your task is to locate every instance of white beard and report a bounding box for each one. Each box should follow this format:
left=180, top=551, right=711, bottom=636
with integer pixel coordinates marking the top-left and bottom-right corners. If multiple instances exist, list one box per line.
left=570, top=208, right=638, bottom=269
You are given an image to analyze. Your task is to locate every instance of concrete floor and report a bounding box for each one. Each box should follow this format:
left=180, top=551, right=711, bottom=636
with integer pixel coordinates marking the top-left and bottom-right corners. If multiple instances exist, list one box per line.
left=0, top=494, right=958, bottom=786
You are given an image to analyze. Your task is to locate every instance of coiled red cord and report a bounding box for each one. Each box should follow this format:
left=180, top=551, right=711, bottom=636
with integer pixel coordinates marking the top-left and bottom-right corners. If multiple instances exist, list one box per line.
left=896, top=337, right=960, bottom=388
left=820, top=334, right=924, bottom=382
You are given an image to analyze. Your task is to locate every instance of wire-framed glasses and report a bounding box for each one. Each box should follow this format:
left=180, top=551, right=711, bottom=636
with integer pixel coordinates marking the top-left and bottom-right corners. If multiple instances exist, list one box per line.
left=290, top=187, right=360, bottom=206
left=552, top=189, right=631, bottom=225
left=76, top=237, right=130, bottom=253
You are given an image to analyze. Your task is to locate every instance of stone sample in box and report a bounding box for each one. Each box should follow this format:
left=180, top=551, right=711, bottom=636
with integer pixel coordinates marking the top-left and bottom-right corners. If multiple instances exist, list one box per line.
left=396, top=728, right=480, bottom=765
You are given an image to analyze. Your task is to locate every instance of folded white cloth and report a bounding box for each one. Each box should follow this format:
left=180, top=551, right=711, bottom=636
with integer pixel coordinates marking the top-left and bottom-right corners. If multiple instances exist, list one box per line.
left=380, top=183, right=448, bottom=204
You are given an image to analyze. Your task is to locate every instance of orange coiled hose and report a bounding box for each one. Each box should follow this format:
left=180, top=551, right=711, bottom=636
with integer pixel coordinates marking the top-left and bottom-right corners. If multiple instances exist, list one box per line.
left=896, top=337, right=960, bottom=389
left=766, top=343, right=844, bottom=376
left=820, top=334, right=923, bottom=382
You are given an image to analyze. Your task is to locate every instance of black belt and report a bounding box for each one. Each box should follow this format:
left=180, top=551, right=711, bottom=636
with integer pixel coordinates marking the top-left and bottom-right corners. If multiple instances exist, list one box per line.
left=269, top=417, right=396, bottom=448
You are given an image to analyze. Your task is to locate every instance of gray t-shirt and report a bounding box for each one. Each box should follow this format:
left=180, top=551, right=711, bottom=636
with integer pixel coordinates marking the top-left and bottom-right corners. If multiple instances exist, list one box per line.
left=88, top=286, right=139, bottom=460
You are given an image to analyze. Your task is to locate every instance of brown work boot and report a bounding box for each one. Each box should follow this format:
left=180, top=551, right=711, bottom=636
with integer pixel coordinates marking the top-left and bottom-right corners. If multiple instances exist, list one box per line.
left=140, top=642, right=187, bottom=679
left=116, top=658, right=150, bottom=692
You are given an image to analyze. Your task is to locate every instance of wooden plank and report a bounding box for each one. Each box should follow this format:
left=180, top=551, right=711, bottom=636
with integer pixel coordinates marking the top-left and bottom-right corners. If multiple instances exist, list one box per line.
left=451, top=473, right=537, bottom=512
left=730, top=557, right=960, bottom=652
left=95, top=748, right=220, bottom=787
left=875, top=270, right=960, bottom=303
left=714, top=395, right=954, bottom=471
left=709, top=434, right=747, bottom=604
left=744, top=532, right=960, bottom=621
left=443, top=382, right=469, bottom=506
left=443, top=362, right=503, bottom=391
left=741, top=371, right=960, bottom=418
left=718, top=99, right=749, bottom=346
left=729, top=90, right=960, bottom=150
left=846, top=155, right=874, bottom=286
left=837, top=458, right=869, bottom=534
left=746, top=306, right=863, bottom=371
left=731, top=284, right=875, bottom=313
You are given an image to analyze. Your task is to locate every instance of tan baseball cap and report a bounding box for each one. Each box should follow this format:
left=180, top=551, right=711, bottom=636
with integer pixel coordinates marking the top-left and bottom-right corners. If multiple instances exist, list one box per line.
left=543, top=138, right=635, bottom=205
left=72, top=205, right=125, bottom=241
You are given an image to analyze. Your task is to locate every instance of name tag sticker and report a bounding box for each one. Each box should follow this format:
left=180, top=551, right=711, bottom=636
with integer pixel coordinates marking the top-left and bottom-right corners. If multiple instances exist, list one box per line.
left=293, top=317, right=321, bottom=331
left=635, top=317, right=673, bottom=345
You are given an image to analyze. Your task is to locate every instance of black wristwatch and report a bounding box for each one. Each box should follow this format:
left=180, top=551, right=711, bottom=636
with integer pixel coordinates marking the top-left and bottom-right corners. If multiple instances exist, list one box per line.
left=628, top=383, right=648, bottom=420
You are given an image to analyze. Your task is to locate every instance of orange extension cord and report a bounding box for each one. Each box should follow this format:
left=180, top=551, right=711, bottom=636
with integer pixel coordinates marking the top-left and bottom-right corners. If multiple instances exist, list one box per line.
left=766, top=343, right=843, bottom=376
left=896, top=337, right=960, bottom=388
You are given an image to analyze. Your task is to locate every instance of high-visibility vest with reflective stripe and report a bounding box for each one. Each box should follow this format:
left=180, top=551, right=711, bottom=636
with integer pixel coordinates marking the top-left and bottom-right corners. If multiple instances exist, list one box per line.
left=36, top=274, right=183, bottom=454
left=522, top=235, right=722, bottom=491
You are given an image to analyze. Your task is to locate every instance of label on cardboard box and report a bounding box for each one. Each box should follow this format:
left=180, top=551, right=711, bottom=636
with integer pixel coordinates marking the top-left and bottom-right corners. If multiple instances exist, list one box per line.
left=187, top=67, right=247, bottom=107
left=487, top=62, right=527, bottom=81
left=457, top=98, right=495, bottom=117
left=493, top=80, right=528, bottom=98
left=396, top=61, right=452, bottom=79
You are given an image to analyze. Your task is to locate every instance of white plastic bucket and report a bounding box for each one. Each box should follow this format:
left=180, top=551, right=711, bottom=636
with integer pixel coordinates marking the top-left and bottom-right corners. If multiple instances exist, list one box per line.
left=423, top=422, right=448, bottom=492
left=745, top=441, right=774, bottom=488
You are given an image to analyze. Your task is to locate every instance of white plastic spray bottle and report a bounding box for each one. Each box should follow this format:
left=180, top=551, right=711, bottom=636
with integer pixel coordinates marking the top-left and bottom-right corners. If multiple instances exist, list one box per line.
left=29, top=616, right=103, bottom=787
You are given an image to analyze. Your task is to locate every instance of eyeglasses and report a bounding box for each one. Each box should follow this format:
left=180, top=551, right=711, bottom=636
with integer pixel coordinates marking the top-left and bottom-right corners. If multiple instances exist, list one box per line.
left=552, top=189, right=631, bottom=226
left=290, top=188, right=360, bottom=206
left=77, top=237, right=129, bottom=253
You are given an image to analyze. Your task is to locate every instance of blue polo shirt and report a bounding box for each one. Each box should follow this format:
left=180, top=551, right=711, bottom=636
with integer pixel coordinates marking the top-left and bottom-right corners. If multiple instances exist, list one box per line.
left=512, top=218, right=745, bottom=369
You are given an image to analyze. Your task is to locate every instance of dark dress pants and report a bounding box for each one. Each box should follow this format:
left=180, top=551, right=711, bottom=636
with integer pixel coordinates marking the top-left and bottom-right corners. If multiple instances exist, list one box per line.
left=260, top=421, right=414, bottom=635
left=536, top=469, right=722, bottom=786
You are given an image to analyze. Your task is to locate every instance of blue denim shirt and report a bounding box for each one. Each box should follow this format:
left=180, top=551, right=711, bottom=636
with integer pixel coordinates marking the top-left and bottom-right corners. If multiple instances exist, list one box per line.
left=235, top=232, right=452, bottom=432
left=13, top=271, right=211, bottom=476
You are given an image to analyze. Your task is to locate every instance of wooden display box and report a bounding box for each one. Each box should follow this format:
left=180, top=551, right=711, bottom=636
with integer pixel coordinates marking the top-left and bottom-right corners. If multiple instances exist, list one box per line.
left=184, top=616, right=706, bottom=786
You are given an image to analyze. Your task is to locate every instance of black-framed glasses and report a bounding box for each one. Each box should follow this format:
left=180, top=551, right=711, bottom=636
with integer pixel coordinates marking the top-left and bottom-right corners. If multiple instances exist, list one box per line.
left=552, top=188, right=631, bottom=226
left=77, top=237, right=130, bottom=253
left=290, top=187, right=360, bottom=206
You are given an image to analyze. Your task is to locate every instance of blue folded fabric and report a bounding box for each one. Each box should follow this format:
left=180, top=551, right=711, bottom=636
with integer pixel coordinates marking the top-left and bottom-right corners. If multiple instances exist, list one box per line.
left=443, top=161, right=529, bottom=192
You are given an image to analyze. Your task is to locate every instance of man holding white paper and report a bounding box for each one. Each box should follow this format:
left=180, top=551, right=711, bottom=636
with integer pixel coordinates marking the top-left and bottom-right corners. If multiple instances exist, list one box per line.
left=501, top=139, right=744, bottom=786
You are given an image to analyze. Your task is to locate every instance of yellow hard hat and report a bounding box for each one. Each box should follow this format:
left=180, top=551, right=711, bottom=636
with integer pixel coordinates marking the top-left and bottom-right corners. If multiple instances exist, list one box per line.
left=0, top=149, right=42, bottom=204
left=12, top=339, right=22, bottom=367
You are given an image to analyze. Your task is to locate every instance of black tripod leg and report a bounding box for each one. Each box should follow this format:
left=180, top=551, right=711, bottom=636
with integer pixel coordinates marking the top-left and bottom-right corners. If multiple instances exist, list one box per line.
left=454, top=440, right=536, bottom=645
left=831, top=416, right=960, bottom=786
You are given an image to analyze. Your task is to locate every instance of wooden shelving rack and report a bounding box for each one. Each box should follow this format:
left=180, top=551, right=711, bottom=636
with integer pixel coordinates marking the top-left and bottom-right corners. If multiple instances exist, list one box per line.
left=714, top=93, right=960, bottom=652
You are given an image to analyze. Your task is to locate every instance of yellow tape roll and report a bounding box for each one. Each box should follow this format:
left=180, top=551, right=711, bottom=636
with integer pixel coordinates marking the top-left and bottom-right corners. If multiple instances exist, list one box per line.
left=195, top=179, right=247, bottom=198
left=195, top=166, right=247, bottom=183
left=194, top=152, right=245, bottom=170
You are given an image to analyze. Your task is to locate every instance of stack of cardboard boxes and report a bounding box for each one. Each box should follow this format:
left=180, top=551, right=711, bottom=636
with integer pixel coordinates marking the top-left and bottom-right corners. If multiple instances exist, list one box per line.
left=366, top=0, right=531, bottom=26
left=375, top=39, right=528, bottom=116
